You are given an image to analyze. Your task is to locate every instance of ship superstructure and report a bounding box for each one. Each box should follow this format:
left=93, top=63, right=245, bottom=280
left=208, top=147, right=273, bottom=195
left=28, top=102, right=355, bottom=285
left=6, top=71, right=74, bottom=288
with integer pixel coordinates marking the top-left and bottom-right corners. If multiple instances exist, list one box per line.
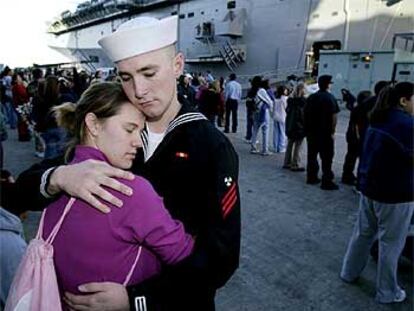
left=47, top=0, right=413, bottom=84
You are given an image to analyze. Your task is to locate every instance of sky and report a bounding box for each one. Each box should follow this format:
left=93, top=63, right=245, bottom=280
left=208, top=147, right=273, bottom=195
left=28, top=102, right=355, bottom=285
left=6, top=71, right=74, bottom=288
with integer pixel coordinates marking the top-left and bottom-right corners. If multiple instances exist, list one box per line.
left=0, top=0, right=82, bottom=68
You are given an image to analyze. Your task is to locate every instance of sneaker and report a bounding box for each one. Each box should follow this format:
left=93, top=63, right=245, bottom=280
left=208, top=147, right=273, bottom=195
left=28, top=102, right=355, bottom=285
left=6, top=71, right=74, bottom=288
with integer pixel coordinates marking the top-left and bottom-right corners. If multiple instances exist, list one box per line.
left=378, top=289, right=406, bottom=304
left=321, top=182, right=339, bottom=190
left=261, top=151, right=272, bottom=156
left=392, top=289, right=406, bottom=303
left=250, top=148, right=260, bottom=154
left=306, top=177, right=321, bottom=184
left=243, top=138, right=251, bottom=144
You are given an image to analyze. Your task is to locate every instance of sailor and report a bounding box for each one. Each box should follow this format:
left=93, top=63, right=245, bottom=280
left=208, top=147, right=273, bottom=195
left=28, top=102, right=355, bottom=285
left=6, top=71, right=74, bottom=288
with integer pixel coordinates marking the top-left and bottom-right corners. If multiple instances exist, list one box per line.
left=304, top=74, right=340, bottom=190
left=16, top=15, right=240, bottom=311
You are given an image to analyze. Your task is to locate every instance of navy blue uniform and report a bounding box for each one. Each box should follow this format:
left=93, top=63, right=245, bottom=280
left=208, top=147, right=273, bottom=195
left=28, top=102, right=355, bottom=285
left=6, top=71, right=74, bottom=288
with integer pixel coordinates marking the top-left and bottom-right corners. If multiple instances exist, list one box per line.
left=128, top=105, right=240, bottom=310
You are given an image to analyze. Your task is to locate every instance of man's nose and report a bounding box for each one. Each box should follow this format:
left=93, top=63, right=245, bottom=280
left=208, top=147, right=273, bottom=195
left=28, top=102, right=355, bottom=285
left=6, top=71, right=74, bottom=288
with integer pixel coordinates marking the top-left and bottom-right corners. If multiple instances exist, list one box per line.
left=133, top=77, right=148, bottom=99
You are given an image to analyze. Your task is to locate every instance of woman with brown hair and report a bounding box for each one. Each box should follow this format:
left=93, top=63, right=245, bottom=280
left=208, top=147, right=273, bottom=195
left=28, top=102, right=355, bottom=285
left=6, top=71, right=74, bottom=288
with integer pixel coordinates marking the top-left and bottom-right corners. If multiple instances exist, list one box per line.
left=283, top=83, right=306, bottom=171
left=341, top=82, right=414, bottom=304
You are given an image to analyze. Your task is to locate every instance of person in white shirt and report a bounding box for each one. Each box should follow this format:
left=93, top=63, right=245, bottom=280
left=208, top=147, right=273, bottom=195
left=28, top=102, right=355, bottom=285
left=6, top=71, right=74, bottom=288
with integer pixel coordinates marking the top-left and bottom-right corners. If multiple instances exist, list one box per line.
left=249, top=76, right=273, bottom=155
left=272, top=85, right=288, bottom=153
left=223, top=73, right=242, bottom=133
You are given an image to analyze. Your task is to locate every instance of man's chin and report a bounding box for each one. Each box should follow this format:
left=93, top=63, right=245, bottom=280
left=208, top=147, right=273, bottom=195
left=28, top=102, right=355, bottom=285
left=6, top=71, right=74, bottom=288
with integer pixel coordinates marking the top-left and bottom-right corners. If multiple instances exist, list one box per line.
left=142, top=108, right=163, bottom=122
left=145, top=114, right=163, bottom=123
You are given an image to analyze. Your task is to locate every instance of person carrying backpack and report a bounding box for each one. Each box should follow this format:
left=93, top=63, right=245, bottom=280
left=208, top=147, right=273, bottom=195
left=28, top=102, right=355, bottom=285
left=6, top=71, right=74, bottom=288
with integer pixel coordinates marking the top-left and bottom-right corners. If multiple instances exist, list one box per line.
left=6, top=82, right=194, bottom=311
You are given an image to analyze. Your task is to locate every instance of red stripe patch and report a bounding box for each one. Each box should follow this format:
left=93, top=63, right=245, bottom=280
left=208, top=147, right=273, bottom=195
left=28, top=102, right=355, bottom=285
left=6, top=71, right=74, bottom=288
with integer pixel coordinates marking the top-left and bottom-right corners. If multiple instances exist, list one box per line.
left=223, top=194, right=237, bottom=218
left=221, top=183, right=237, bottom=218
left=223, top=190, right=237, bottom=213
left=223, top=205, right=235, bottom=218
left=221, top=183, right=236, bottom=205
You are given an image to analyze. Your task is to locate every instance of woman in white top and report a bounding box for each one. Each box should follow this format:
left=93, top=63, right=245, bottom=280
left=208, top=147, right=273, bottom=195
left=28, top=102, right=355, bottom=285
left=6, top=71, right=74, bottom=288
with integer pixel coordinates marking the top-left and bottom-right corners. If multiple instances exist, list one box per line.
left=249, top=76, right=273, bottom=155
left=272, top=85, right=288, bottom=153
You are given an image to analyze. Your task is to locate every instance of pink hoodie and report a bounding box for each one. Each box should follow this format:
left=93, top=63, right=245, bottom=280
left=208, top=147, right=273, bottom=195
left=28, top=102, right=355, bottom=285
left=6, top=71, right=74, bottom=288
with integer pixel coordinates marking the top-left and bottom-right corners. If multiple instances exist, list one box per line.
left=42, top=145, right=194, bottom=294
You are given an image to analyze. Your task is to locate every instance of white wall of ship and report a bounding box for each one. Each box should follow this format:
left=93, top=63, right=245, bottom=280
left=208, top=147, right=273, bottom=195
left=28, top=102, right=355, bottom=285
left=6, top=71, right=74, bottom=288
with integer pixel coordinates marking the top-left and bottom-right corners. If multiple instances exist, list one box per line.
left=47, top=0, right=413, bottom=75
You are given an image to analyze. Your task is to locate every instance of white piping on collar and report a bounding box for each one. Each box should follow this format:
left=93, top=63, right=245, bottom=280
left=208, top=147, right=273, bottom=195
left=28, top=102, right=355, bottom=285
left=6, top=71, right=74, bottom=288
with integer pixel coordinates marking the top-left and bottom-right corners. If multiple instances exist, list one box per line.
left=140, top=128, right=149, bottom=160
left=140, top=112, right=206, bottom=161
left=166, top=112, right=207, bottom=135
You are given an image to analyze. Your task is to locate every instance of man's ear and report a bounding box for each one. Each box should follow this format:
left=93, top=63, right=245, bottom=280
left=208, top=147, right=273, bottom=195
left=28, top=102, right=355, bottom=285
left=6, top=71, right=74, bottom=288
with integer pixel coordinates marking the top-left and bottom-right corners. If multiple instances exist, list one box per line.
left=173, top=52, right=185, bottom=79
left=84, top=112, right=100, bottom=137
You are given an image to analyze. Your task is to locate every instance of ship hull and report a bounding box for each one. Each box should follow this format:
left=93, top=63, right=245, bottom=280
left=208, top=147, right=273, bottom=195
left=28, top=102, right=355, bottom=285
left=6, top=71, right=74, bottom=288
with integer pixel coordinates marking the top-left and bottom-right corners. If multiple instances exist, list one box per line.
left=48, top=0, right=414, bottom=82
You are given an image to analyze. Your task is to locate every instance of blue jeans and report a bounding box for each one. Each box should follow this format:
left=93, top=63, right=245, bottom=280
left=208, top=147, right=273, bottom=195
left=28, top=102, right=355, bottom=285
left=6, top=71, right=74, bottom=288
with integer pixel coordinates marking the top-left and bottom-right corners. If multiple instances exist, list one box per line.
left=41, top=127, right=68, bottom=159
left=251, top=110, right=269, bottom=153
left=2, top=100, right=17, bottom=129
left=272, top=120, right=287, bottom=152
left=340, top=194, right=414, bottom=303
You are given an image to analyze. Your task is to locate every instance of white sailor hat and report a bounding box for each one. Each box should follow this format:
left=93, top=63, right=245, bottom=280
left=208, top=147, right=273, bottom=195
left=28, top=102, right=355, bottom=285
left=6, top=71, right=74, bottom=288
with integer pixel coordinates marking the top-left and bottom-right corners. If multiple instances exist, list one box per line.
left=98, top=15, right=178, bottom=62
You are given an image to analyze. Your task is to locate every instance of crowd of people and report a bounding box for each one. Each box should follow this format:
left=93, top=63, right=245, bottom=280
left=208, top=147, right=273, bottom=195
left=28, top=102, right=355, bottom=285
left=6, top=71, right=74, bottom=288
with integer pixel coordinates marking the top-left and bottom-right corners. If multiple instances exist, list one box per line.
left=0, top=66, right=122, bottom=160
left=0, top=14, right=412, bottom=311
left=0, top=65, right=233, bottom=165
left=241, top=74, right=413, bottom=304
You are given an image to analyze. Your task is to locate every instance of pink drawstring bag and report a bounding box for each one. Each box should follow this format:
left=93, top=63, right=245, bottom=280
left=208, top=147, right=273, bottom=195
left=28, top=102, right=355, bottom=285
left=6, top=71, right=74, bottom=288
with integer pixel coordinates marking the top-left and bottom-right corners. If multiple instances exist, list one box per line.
left=5, top=198, right=142, bottom=311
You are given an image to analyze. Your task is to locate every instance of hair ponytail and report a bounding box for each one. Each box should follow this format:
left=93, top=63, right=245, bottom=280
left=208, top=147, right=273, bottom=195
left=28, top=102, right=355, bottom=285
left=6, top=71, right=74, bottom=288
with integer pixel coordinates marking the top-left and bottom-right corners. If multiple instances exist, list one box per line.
left=369, top=82, right=413, bottom=124
left=52, top=102, right=77, bottom=134
left=52, top=102, right=79, bottom=162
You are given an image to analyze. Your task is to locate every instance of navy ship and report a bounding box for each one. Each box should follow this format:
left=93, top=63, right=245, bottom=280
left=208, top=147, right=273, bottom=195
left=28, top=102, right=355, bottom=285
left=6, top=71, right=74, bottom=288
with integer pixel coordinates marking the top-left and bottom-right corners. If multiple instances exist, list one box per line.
left=46, top=0, right=413, bottom=83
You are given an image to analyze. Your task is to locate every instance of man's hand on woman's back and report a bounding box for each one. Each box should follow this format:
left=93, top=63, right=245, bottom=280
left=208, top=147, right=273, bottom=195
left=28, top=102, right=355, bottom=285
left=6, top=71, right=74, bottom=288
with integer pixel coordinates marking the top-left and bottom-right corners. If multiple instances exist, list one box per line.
left=50, top=160, right=135, bottom=213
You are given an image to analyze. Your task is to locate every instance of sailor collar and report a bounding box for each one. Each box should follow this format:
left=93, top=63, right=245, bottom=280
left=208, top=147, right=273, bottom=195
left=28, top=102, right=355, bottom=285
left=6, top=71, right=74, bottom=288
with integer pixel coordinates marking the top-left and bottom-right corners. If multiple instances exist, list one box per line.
left=140, top=104, right=207, bottom=159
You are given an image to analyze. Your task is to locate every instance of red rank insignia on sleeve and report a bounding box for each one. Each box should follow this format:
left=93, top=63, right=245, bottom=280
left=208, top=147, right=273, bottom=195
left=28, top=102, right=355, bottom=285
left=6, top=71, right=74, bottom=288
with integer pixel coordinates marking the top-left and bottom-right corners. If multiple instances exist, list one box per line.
left=221, top=178, right=237, bottom=219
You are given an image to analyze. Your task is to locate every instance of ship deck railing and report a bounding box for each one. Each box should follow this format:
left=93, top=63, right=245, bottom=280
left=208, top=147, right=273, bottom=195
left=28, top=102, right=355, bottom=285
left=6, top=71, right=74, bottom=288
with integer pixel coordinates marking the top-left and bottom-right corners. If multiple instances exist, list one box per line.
left=47, top=0, right=181, bottom=35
